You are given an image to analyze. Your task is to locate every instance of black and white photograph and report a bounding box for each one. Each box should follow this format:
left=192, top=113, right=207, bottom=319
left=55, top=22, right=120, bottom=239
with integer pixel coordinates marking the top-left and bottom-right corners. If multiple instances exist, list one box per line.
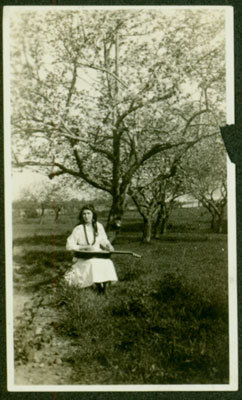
left=4, top=5, right=237, bottom=391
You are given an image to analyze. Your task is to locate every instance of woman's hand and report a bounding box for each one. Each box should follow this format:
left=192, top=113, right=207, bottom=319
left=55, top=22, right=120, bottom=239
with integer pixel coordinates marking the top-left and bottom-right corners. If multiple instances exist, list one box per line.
left=108, top=243, right=114, bottom=252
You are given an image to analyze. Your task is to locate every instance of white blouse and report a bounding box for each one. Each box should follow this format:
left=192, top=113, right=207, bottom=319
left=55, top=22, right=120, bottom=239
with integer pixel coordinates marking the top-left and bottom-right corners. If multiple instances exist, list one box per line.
left=66, top=222, right=112, bottom=252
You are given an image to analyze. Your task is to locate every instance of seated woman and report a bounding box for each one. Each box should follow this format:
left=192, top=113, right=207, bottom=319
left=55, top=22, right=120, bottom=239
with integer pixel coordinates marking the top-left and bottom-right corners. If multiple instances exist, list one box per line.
left=65, top=204, right=118, bottom=292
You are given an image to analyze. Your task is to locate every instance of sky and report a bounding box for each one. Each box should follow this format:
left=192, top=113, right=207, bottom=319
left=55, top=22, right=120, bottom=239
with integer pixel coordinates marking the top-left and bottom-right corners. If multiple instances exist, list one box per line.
left=11, top=170, right=103, bottom=202
left=12, top=171, right=49, bottom=200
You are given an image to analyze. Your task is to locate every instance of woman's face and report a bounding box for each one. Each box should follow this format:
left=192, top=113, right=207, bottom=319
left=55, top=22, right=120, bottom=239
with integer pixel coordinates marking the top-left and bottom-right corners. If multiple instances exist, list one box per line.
left=82, top=209, right=93, bottom=224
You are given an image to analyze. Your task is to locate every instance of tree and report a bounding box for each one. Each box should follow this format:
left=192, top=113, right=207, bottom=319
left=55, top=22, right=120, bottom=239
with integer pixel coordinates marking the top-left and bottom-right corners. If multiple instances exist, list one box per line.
left=10, top=8, right=226, bottom=236
left=129, top=147, right=187, bottom=242
left=13, top=199, right=39, bottom=219
left=18, top=181, right=55, bottom=223
left=17, top=176, right=75, bottom=223
left=152, top=170, right=184, bottom=238
left=182, top=138, right=227, bottom=233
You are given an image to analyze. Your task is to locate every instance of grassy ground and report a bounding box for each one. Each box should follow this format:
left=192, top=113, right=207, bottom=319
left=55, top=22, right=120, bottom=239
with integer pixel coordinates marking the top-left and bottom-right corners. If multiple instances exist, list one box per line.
left=12, top=207, right=228, bottom=385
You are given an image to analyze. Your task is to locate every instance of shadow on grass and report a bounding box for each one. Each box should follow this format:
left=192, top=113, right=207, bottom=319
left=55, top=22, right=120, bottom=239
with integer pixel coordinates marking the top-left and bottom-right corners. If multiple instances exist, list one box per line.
left=14, top=250, right=72, bottom=291
left=154, top=233, right=227, bottom=243
left=120, top=222, right=143, bottom=233
left=155, top=234, right=209, bottom=242
left=53, top=273, right=228, bottom=385
left=14, top=250, right=72, bottom=266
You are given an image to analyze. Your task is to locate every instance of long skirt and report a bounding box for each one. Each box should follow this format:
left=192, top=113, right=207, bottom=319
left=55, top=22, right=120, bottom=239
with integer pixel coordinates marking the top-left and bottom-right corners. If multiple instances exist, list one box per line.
left=64, top=257, right=118, bottom=288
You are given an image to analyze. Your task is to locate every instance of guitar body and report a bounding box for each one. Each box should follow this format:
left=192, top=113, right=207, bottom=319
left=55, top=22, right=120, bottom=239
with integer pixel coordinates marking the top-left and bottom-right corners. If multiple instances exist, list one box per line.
left=74, top=251, right=111, bottom=259
left=74, top=250, right=141, bottom=259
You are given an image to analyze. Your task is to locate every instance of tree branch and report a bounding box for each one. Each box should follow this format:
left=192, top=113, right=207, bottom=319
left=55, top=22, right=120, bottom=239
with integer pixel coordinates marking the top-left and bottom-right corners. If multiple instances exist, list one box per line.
left=77, top=62, right=128, bottom=89
left=141, top=132, right=218, bottom=165
left=66, top=60, right=77, bottom=108
left=183, top=109, right=208, bottom=134
left=89, top=145, right=114, bottom=162
left=103, top=40, right=113, bottom=100
left=73, top=149, right=112, bottom=193
left=116, top=88, right=174, bottom=128
left=12, top=155, right=53, bottom=169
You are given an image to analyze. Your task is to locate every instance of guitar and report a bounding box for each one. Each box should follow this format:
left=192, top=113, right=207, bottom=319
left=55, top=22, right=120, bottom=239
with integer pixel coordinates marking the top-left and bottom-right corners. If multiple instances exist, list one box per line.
left=109, top=250, right=141, bottom=258
left=74, top=250, right=141, bottom=258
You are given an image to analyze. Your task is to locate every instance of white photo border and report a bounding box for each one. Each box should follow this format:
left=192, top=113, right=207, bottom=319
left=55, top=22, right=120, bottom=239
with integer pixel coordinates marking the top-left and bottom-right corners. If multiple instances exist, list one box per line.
left=3, top=4, right=238, bottom=392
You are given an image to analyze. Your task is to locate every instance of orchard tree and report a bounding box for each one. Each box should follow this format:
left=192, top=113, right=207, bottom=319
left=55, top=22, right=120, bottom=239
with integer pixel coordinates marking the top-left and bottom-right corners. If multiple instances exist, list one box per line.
left=129, top=169, right=175, bottom=243
left=129, top=147, right=188, bottom=242
left=152, top=170, right=184, bottom=238
left=10, top=8, right=226, bottom=235
left=18, top=180, right=62, bottom=223
left=13, top=199, right=38, bottom=219
left=182, top=138, right=227, bottom=233
left=17, top=175, right=81, bottom=223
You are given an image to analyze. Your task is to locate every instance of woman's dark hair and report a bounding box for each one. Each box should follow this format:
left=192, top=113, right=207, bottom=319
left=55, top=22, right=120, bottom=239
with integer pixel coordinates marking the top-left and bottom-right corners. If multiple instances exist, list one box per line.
left=78, top=204, right=98, bottom=236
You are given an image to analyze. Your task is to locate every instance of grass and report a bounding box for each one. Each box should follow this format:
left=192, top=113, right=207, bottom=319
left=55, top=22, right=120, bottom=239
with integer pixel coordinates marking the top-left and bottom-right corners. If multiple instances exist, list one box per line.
left=13, top=207, right=228, bottom=384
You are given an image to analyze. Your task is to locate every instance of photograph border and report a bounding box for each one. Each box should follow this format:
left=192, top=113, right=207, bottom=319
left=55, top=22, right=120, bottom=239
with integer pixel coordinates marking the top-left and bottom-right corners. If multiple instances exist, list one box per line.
left=1, top=0, right=242, bottom=398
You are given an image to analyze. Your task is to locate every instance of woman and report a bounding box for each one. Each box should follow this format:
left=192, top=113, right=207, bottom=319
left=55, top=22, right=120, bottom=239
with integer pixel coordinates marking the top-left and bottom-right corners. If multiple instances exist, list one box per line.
left=65, top=204, right=118, bottom=292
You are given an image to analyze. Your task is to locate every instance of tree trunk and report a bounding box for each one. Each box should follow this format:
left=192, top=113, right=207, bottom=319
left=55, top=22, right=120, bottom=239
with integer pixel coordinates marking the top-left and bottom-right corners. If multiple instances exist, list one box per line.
left=160, top=217, right=168, bottom=234
left=153, top=206, right=163, bottom=239
left=153, top=204, right=169, bottom=238
left=154, top=216, right=168, bottom=237
left=39, top=204, right=45, bottom=225
left=106, top=193, right=127, bottom=243
left=142, top=217, right=152, bottom=243
left=202, top=198, right=226, bottom=234
left=54, top=206, right=61, bottom=222
left=211, top=212, right=223, bottom=233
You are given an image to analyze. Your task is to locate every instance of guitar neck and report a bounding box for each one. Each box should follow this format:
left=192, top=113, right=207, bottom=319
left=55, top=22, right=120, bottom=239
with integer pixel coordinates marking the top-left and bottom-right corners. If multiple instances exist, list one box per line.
left=110, top=250, right=141, bottom=258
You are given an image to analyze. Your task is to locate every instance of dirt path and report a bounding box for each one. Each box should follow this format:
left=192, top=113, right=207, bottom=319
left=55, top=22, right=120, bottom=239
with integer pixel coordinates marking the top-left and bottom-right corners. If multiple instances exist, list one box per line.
left=13, top=258, right=74, bottom=387
left=14, top=362, right=72, bottom=386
